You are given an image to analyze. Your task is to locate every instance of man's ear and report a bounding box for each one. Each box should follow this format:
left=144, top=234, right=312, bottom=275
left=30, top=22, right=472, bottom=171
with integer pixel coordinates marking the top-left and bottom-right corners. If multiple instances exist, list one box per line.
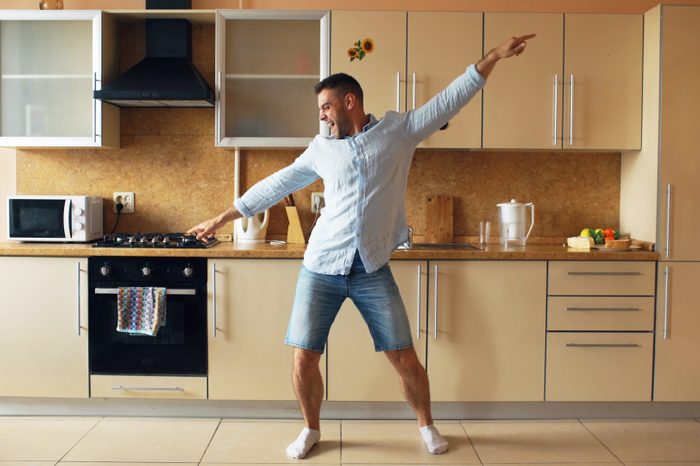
left=344, top=93, right=356, bottom=110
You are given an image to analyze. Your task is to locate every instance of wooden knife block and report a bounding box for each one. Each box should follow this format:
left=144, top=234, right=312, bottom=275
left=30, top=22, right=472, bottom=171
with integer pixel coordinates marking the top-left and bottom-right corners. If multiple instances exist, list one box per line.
left=285, top=206, right=306, bottom=244
left=425, top=195, right=454, bottom=243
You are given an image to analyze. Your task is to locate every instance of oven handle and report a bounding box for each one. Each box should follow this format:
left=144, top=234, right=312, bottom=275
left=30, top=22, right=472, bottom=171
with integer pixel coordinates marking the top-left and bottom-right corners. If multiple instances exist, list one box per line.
left=93, top=288, right=196, bottom=296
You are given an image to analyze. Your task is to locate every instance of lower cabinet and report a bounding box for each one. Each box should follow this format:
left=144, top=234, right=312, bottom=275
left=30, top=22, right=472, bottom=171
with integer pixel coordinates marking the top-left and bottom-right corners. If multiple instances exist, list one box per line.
left=327, top=260, right=428, bottom=401
left=427, top=261, right=547, bottom=401
left=0, top=257, right=88, bottom=398
left=546, top=261, right=656, bottom=401
left=207, top=259, right=315, bottom=400
left=654, top=262, right=700, bottom=401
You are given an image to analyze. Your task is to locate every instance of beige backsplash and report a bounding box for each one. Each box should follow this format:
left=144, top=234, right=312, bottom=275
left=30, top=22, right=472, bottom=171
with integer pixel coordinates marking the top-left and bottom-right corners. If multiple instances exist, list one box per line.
left=15, top=22, right=619, bottom=242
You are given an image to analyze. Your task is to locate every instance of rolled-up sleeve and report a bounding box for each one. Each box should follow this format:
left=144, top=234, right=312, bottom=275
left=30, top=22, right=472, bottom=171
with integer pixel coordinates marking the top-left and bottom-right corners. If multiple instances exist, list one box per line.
left=234, top=146, right=319, bottom=217
left=401, top=64, right=486, bottom=145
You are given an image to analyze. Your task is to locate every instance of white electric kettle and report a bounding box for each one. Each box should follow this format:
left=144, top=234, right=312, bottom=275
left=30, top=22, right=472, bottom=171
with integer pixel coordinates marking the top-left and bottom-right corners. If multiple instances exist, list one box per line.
left=497, top=199, right=535, bottom=246
left=234, top=209, right=270, bottom=244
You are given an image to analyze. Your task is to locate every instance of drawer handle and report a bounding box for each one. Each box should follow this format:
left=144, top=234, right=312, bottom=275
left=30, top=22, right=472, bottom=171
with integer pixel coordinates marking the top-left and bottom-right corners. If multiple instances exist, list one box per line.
left=112, top=386, right=185, bottom=392
left=565, top=307, right=641, bottom=312
left=565, top=342, right=640, bottom=348
left=567, top=271, right=642, bottom=276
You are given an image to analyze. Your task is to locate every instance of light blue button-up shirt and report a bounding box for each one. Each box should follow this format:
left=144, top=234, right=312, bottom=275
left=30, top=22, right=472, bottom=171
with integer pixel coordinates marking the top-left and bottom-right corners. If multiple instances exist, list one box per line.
left=235, top=64, right=486, bottom=275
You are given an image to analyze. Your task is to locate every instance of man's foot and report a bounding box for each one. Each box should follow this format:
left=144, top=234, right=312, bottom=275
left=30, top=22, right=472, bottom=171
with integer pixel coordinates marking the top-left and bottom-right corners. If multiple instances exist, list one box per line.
left=286, top=427, right=321, bottom=459
left=420, top=424, right=449, bottom=454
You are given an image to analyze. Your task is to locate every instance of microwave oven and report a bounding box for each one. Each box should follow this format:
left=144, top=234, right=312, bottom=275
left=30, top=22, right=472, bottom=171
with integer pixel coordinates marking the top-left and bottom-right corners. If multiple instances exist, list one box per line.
left=8, top=195, right=104, bottom=242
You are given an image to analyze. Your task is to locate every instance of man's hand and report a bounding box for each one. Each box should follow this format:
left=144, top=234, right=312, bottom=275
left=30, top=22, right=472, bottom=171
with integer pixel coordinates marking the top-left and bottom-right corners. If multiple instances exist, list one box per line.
left=187, top=206, right=240, bottom=241
left=476, top=33, right=536, bottom=79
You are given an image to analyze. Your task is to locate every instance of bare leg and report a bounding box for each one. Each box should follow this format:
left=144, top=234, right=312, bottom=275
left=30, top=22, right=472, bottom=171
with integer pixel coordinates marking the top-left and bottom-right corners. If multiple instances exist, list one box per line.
left=385, top=347, right=448, bottom=454
left=286, top=348, right=324, bottom=459
left=292, top=347, right=324, bottom=430
left=384, top=347, right=433, bottom=426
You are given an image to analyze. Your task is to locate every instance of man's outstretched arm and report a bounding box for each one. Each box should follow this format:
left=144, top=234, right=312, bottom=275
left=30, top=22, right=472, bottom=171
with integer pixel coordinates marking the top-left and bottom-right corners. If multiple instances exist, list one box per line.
left=476, top=33, right=536, bottom=79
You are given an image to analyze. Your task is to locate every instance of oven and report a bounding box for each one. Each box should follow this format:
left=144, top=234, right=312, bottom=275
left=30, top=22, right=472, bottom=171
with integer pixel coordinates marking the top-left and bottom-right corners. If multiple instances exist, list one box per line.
left=88, top=256, right=207, bottom=376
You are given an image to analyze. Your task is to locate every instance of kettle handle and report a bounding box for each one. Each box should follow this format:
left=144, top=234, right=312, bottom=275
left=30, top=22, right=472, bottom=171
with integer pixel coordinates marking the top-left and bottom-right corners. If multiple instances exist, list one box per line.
left=524, top=203, right=535, bottom=241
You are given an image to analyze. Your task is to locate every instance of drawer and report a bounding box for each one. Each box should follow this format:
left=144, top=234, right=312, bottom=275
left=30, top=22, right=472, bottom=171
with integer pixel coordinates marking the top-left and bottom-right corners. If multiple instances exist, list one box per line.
left=546, top=332, right=652, bottom=401
left=548, top=261, right=656, bottom=296
left=548, top=296, right=654, bottom=331
left=90, top=375, right=207, bottom=399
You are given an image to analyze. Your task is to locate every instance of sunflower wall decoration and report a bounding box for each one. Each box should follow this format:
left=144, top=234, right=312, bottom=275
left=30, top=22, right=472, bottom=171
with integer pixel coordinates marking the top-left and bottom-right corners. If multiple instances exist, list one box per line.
left=348, top=38, right=375, bottom=61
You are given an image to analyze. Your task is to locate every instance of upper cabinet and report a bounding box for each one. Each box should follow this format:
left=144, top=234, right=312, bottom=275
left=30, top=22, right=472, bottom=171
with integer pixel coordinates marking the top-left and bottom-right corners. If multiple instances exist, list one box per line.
left=483, top=13, right=642, bottom=151
left=0, top=10, right=118, bottom=148
left=331, top=11, right=482, bottom=149
left=215, top=10, right=329, bottom=148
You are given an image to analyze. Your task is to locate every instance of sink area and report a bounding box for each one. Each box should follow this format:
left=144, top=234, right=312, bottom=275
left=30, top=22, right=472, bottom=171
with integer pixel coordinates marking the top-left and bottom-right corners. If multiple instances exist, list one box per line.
left=398, top=242, right=480, bottom=250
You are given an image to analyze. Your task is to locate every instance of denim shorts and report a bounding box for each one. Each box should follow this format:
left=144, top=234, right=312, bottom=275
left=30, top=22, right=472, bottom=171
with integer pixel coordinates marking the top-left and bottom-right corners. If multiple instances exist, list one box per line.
left=285, top=253, right=414, bottom=353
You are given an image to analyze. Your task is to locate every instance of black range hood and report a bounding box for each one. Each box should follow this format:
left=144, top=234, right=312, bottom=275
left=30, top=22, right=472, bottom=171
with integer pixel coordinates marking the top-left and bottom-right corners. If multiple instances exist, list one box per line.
left=94, top=1, right=214, bottom=108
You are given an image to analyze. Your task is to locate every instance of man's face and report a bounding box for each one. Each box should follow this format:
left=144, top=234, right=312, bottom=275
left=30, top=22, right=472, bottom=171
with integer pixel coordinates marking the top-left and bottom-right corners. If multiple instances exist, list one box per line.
left=318, top=89, right=352, bottom=139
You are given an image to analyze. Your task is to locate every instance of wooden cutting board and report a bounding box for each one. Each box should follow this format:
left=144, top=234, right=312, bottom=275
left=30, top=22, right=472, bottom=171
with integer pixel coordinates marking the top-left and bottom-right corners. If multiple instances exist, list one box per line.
left=425, top=195, right=453, bottom=243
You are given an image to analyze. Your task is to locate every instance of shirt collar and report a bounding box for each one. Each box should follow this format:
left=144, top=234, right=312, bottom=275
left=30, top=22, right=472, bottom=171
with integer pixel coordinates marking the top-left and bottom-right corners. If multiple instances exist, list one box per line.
left=343, top=114, right=378, bottom=139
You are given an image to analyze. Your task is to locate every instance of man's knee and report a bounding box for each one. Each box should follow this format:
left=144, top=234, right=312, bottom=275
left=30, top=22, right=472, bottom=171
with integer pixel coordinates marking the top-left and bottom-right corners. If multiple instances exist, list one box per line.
left=293, top=348, right=322, bottom=374
left=385, top=347, right=424, bottom=374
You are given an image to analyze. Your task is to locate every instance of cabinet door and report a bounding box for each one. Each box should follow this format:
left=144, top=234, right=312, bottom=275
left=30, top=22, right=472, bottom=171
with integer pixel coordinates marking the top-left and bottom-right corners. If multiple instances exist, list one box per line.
left=408, top=12, right=482, bottom=149
left=0, top=11, right=117, bottom=148
left=0, top=257, right=88, bottom=398
left=483, top=13, right=563, bottom=149
left=216, top=10, right=329, bottom=148
left=658, top=6, right=700, bottom=261
left=428, top=261, right=546, bottom=401
left=654, top=262, right=700, bottom=401
left=208, top=259, right=321, bottom=400
left=327, top=261, right=427, bottom=401
left=563, top=14, right=642, bottom=150
left=331, top=11, right=406, bottom=116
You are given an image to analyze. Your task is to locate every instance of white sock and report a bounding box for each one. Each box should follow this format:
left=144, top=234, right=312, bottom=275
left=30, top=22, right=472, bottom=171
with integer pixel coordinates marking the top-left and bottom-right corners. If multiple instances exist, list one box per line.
left=420, top=424, right=449, bottom=454
left=286, top=427, right=321, bottom=459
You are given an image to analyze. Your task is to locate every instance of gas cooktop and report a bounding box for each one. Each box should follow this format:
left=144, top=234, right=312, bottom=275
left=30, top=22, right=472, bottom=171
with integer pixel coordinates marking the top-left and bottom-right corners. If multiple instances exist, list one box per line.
left=92, top=233, right=219, bottom=249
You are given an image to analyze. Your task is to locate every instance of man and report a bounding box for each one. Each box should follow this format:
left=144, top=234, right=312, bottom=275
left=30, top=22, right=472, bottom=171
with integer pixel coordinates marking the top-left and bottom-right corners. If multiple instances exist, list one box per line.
left=189, top=33, right=535, bottom=459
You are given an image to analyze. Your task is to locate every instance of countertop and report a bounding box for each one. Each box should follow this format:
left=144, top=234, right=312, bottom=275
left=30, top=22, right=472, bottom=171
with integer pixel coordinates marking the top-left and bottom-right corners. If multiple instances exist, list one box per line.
left=0, top=241, right=659, bottom=261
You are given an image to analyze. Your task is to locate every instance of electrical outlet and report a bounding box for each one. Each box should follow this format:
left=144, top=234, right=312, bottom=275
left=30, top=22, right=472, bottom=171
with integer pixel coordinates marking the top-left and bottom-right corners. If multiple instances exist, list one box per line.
left=113, top=192, right=135, bottom=214
left=311, top=192, right=325, bottom=214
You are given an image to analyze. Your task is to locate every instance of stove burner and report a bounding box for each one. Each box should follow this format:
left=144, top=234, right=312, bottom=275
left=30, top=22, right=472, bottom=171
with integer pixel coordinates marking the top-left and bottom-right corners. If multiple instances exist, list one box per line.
left=93, top=233, right=219, bottom=249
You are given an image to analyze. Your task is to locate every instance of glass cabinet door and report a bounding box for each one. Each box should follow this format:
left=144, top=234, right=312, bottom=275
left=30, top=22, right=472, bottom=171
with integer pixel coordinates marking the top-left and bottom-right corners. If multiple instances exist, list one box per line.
left=0, top=11, right=112, bottom=147
left=216, top=10, right=329, bottom=148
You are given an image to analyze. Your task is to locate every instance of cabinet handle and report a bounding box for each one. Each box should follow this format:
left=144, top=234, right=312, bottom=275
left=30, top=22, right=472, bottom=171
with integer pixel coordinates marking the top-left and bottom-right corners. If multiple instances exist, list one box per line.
left=568, top=73, right=574, bottom=146
left=565, top=307, right=640, bottom=312
left=411, top=72, right=416, bottom=110
left=215, top=71, right=222, bottom=144
left=396, top=71, right=401, bottom=112
left=416, top=264, right=422, bottom=340
left=567, top=271, right=642, bottom=276
left=565, top=342, right=640, bottom=348
left=212, top=262, right=218, bottom=338
left=433, top=264, right=439, bottom=340
left=112, top=386, right=185, bottom=392
left=665, top=183, right=672, bottom=259
left=663, top=265, right=670, bottom=340
left=76, top=261, right=81, bottom=337
left=552, top=74, right=558, bottom=146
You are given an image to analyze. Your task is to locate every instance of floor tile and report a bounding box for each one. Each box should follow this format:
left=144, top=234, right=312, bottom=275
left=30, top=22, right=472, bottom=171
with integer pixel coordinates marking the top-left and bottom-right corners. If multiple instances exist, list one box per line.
left=0, top=416, right=100, bottom=461
left=0, top=463, right=56, bottom=466
left=340, top=420, right=479, bottom=464
left=62, top=417, right=219, bottom=463
left=624, top=463, right=700, bottom=466
left=583, top=419, right=700, bottom=462
left=463, top=420, right=618, bottom=464
left=201, top=419, right=340, bottom=464
left=60, top=463, right=197, bottom=465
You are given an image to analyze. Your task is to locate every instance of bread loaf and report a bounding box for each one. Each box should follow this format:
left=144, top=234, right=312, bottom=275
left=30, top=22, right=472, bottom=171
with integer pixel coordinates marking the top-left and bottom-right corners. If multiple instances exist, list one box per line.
left=567, top=236, right=594, bottom=249
left=605, top=238, right=631, bottom=249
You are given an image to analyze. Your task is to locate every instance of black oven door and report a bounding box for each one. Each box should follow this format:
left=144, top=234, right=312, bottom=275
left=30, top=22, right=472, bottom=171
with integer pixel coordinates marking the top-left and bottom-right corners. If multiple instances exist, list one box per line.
left=88, top=285, right=207, bottom=375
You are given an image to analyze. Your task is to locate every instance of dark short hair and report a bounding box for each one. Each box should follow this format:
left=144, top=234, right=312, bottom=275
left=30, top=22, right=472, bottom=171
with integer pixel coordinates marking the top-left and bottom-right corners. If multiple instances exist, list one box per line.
left=314, top=73, right=364, bottom=105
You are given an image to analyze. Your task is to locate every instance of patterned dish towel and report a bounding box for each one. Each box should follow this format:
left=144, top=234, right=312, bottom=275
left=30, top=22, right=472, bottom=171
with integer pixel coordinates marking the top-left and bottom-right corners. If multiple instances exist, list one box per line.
left=116, top=287, right=167, bottom=337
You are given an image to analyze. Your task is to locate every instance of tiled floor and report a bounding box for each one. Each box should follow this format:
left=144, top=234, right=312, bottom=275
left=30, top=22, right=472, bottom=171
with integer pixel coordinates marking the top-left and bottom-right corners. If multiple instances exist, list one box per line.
left=1, top=416, right=700, bottom=465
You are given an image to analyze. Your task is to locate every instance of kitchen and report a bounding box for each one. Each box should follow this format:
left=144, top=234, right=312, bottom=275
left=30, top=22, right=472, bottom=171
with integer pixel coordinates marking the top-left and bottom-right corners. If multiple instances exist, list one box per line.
left=1, top=0, right=700, bottom=463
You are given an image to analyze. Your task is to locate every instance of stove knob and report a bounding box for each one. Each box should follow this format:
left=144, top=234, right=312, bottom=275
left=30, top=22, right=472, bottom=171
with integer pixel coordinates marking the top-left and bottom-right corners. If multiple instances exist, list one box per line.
left=183, top=266, right=193, bottom=278
left=100, top=265, right=111, bottom=277
left=141, top=266, right=152, bottom=277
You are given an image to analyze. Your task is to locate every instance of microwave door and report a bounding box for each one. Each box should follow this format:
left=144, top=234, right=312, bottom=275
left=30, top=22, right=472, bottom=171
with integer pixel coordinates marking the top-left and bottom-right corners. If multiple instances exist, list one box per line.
left=64, top=199, right=72, bottom=239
